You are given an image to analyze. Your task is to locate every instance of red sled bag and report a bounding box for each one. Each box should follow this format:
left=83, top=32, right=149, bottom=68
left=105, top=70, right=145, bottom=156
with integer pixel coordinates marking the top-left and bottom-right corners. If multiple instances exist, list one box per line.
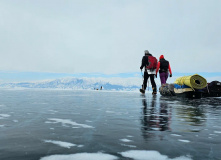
left=146, top=56, right=157, bottom=69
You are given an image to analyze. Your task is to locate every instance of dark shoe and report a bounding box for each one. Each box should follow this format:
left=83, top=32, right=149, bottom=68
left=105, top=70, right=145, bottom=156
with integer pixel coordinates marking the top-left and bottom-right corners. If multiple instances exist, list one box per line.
left=140, top=88, right=145, bottom=94
left=152, top=87, right=157, bottom=95
left=152, top=91, right=157, bottom=95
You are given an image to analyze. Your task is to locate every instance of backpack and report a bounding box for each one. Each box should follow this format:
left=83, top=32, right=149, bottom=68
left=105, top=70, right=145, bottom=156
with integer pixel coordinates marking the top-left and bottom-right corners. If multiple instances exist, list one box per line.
left=146, top=56, right=157, bottom=69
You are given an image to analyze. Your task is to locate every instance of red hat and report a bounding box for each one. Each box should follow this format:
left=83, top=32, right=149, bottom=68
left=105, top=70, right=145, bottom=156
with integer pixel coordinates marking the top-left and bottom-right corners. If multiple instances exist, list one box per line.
left=159, top=55, right=164, bottom=59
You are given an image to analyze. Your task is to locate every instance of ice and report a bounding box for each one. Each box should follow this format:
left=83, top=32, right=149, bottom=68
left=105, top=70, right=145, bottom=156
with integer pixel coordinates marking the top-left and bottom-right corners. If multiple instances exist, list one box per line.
left=0, top=89, right=220, bottom=160
left=0, top=114, right=10, bottom=119
left=77, top=145, right=84, bottom=148
left=151, top=128, right=161, bottom=131
left=40, top=152, right=118, bottom=160
left=178, top=139, right=190, bottom=143
left=44, top=140, right=76, bottom=148
left=46, top=118, right=94, bottom=128
left=106, top=111, right=115, bottom=113
left=48, top=110, right=58, bottom=113
left=171, top=134, right=182, bottom=137
left=120, top=150, right=192, bottom=160
left=214, top=131, right=221, bottom=134
left=120, top=143, right=137, bottom=148
left=120, top=139, right=132, bottom=142
left=0, top=114, right=10, bottom=118
left=127, top=135, right=134, bottom=138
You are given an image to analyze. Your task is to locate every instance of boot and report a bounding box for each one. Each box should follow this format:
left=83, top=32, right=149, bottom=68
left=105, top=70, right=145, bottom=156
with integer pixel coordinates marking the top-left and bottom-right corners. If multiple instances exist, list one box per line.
left=152, top=87, right=157, bottom=95
left=140, top=85, right=145, bottom=94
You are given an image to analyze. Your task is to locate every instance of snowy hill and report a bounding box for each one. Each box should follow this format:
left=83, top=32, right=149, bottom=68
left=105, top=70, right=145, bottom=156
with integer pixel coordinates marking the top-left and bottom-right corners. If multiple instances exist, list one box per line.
left=0, top=77, right=142, bottom=91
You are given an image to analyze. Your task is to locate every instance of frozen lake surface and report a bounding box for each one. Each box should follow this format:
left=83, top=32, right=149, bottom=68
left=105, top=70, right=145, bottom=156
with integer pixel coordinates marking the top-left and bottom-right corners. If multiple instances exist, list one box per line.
left=0, top=89, right=221, bottom=160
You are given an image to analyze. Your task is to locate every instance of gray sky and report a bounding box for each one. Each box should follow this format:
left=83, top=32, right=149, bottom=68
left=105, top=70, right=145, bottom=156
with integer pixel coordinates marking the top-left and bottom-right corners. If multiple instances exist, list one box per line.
left=0, top=0, right=220, bottom=74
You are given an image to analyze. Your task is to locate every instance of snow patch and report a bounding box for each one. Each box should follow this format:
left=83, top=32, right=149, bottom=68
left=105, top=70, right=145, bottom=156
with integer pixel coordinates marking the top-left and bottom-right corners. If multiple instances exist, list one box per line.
left=120, top=150, right=192, bottom=160
left=120, top=143, right=137, bottom=148
left=40, top=152, right=118, bottom=160
left=214, top=131, right=221, bottom=134
left=120, top=139, right=132, bottom=143
left=0, top=114, right=11, bottom=119
left=178, top=139, right=190, bottom=143
left=44, top=140, right=76, bottom=148
left=106, top=111, right=115, bottom=113
left=47, top=118, right=94, bottom=128
left=127, top=135, right=134, bottom=138
left=171, top=134, right=182, bottom=137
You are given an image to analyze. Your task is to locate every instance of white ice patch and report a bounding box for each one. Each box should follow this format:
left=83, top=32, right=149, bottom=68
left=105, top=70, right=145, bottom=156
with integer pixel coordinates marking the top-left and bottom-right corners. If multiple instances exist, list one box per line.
left=178, top=139, right=190, bottom=143
left=120, top=150, right=192, bottom=160
left=127, top=135, right=134, bottom=138
left=77, top=145, right=84, bottom=148
left=0, top=125, right=5, bottom=127
left=120, top=143, right=137, bottom=148
left=40, top=152, right=118, bottom=160
left=13, top=120, right=18, bottom=122
left=47, top=118, right=94, bottom=128
left=151, top=128, right=160, bottom=131
left=48, top=110, right=58, bottom=113
left=106, top=111, right=115, bottom=113
left=44, top=140, right=76, bottom=148
left=120, top=139, right=132, bottom=142
left=171, top=134, right=182, bottom=137
left=0, top=114, right=11, bottom=119
left=214, top=131, right=221, bottom=134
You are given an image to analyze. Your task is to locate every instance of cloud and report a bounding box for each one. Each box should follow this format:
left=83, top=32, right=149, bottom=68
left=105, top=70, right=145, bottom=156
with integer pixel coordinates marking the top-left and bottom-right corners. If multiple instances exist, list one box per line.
left=0, top=0, right=220, bottom=74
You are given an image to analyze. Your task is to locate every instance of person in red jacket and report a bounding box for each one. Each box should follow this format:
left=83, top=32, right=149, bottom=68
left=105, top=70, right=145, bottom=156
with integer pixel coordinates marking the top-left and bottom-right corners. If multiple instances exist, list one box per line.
left=155, top=55, right=172, bottom=85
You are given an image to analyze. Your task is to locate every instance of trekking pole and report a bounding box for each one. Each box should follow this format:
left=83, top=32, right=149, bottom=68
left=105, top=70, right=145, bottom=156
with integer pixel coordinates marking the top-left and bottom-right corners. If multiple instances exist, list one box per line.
left=141, top=70, right=144, bottom=89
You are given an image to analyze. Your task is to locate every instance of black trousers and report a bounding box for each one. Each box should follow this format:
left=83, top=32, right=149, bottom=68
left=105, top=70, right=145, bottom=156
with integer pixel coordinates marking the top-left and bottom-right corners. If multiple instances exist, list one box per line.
left=143, top=71, right=156, bottom=91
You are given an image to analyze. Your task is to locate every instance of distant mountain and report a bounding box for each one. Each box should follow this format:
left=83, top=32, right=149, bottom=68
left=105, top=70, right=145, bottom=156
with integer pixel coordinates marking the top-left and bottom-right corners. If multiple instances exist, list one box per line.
left=0, top=77, right=142, bottom=91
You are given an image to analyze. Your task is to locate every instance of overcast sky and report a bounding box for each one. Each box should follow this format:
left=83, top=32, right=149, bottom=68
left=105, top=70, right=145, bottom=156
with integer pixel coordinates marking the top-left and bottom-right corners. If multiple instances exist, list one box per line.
left=0, top=0, right=220, bottom=75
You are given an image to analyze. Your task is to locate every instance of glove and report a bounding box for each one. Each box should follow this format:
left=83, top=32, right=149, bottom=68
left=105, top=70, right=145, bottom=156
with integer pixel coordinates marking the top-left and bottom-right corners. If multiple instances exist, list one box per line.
left=170, top=74, right=172, bottom=77
left=140, top=66, right=142, bottom=70
left=155, top=74, right=157, bottom=78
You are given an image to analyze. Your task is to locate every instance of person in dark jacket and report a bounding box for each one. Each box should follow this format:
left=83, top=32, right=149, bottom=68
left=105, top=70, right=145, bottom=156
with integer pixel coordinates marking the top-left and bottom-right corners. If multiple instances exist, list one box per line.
left=140, top=50, right=157, bottom=94
left=155, top=55, right=172, bottom=85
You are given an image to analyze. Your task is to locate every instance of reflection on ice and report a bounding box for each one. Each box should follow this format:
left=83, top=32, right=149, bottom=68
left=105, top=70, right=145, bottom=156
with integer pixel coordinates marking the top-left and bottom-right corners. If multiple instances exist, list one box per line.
left=140, top=96, right=171, bottom=134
